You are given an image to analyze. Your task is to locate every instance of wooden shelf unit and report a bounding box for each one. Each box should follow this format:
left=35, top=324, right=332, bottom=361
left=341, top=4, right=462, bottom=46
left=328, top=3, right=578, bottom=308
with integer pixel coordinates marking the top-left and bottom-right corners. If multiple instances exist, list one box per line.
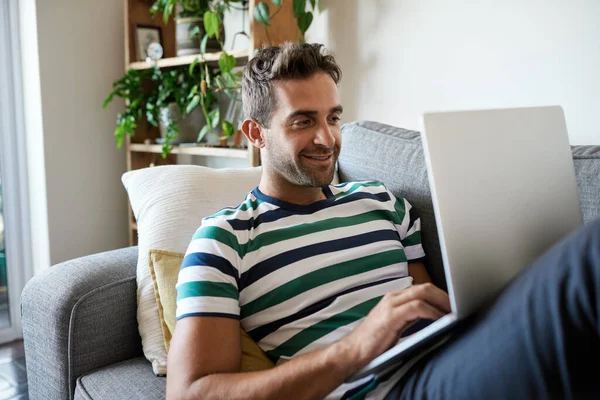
left=123, top=0, right=301, bottom=246
left=129, top=143, right=251, bottom=159
left=128, top=49, right=249, bottom=71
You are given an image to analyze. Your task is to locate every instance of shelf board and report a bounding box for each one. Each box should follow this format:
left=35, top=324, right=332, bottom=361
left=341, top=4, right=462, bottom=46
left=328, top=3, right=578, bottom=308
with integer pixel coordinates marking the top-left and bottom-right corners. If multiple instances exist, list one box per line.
left=128, top=49, right=249, bottom=70
left=129, top=143, right=249, bottom=159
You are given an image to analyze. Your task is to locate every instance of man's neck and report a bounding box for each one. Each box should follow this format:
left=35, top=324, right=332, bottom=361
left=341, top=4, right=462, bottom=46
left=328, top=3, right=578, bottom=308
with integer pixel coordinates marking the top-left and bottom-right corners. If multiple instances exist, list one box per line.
left=258, top=174, right=327, bottom=205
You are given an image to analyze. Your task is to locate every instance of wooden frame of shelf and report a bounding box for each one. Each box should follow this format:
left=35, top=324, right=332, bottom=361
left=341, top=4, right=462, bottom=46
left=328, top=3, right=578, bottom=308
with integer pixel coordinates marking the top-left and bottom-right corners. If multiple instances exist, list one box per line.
left=128, top=49, right=249, bottom=71
left=129, top=143, right=251, bottom=159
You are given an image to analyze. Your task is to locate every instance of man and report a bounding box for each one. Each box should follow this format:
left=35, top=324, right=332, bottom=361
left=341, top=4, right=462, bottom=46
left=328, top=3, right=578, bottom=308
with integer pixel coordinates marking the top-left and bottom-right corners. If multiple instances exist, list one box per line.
left=167, top=42, right=600, bottom=399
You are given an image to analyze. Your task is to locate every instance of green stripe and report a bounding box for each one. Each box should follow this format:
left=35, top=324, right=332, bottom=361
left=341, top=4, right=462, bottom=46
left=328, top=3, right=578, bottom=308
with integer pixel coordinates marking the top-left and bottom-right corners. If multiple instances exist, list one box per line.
left=241, top=249, right=406, bottom=318
left=392, top=196, right=406, bottom=225
left=266, top=296, right=382, bottom=360
left=208, top=198, right=264, bottom=219
left=334, top=181, right=385, bottom=199
left=192, top=226, right=242, bottom=257
left=402, top=230, right=421, bottom=247
left=243, top=209, right=397, bottom=258
left=177, top=281, right=238, bottom=301
left=348, top=378, right=379, bottom=400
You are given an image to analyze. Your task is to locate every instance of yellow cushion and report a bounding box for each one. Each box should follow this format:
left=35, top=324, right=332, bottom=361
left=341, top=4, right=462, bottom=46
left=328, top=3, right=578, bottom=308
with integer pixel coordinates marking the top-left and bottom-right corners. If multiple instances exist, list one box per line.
left=148, top=249, right=275, bottom=373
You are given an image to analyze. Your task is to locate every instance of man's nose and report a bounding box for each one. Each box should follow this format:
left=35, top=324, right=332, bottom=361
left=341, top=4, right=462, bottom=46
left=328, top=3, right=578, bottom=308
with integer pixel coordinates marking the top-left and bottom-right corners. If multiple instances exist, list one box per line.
left=313, top=121, right=336, bottom=148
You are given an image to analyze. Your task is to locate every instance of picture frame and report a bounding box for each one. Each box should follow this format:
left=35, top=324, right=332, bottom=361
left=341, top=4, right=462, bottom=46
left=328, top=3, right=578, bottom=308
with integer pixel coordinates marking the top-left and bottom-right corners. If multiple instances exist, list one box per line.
left=134, top=25, right=162, bottom=61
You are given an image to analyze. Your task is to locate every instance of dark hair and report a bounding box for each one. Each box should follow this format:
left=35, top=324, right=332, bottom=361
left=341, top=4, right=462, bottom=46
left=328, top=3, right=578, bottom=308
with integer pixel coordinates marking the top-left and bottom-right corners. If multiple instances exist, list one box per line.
left=242, top=42, right=342, bottom=127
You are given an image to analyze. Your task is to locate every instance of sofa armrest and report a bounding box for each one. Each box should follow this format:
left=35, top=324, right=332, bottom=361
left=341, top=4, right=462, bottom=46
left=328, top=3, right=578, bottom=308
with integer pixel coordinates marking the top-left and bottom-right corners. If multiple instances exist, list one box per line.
left=21, top=246, right=142, bottom=400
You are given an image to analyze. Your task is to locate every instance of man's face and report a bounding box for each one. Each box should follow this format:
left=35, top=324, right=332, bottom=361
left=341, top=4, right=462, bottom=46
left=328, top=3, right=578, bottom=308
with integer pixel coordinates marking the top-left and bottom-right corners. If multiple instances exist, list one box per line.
left=262, top=72, right=342, bottom=187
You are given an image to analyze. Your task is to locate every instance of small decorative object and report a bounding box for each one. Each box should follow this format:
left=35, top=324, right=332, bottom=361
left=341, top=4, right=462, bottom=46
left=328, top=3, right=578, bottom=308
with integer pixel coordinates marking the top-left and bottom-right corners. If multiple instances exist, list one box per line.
left=146, top=42, right=164, bottom=61
left=134, top=25, right=162, bottom=61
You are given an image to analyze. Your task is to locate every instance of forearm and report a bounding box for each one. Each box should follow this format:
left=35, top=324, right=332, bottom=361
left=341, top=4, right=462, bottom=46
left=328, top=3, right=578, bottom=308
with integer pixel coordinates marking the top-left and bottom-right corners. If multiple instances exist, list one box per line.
left=182, top=340, right=359, bottom=400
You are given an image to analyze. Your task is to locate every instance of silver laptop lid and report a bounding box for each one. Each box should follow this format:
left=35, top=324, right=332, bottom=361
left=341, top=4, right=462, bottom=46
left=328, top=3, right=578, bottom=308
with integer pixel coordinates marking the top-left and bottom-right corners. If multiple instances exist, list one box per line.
left=420, top=105, right=583, bottom=318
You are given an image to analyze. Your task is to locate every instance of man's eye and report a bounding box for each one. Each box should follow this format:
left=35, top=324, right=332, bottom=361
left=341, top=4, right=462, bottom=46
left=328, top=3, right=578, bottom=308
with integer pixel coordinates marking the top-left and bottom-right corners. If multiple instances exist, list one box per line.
left=329, top=116, right=341, bottom=123
left=293, top=119, right=311, bottom=127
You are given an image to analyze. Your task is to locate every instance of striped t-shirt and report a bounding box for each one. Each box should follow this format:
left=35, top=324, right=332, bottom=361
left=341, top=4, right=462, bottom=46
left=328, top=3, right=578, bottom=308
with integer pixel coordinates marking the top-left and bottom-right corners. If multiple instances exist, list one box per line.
left=176, top=181, right=426, bottom=399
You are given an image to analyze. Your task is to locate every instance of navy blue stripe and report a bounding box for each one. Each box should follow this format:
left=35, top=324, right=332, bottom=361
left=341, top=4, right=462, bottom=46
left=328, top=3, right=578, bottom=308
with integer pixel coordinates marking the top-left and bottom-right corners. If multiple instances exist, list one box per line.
left=240, top=229, right=400, bottom=290
left=228, top=191, right=392, bottom=232
left=181, top=252, right=239, bottom=287
left=408, top=205, right=420, bottom=233
left=176, top=312, right=240, bottom=321
left=247, top=277, right=400, bottom=343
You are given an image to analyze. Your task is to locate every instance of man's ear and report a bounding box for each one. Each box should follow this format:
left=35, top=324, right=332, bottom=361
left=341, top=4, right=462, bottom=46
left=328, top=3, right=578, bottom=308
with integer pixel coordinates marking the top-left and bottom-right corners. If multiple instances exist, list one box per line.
left=241, top=119, right=266, bottom=149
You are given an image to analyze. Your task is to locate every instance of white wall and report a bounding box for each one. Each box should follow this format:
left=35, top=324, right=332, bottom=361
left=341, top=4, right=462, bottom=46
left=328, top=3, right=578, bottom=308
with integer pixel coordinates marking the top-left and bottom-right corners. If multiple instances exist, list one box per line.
left=33, top=0, right=129, bottom=265
left=311, top=0, right=600, bottom=145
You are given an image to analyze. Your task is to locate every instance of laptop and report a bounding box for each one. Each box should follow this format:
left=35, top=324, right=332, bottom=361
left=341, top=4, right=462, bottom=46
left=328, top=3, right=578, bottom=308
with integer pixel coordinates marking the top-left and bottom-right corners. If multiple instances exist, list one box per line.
left=345, top=105, right=583, bottom=383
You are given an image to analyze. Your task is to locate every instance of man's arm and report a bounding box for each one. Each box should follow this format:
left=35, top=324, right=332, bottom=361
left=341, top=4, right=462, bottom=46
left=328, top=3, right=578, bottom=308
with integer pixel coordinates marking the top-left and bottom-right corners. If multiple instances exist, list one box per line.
left=166, top=283, right=451, bottom=400
left=408, top=261, right=431, bottom=285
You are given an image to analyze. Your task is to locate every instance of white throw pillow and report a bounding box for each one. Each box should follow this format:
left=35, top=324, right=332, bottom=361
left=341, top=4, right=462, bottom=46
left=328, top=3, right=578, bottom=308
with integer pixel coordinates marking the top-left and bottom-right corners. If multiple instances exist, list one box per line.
left=122, top=164, right=262, bottom=375
left=122, top=163, right=340, bottom=375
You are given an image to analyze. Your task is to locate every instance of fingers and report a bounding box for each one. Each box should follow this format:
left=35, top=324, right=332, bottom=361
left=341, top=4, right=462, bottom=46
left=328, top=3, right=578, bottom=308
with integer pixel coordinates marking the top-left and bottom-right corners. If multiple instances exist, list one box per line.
left=392, top=299, right=447, bottom=327
left=390, top=283, right=452, bottom=314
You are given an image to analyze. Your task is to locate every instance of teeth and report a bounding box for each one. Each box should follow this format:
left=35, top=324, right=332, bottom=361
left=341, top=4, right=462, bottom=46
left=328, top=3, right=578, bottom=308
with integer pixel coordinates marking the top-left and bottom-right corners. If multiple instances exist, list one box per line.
left=306, top=156, right=329, bottom=160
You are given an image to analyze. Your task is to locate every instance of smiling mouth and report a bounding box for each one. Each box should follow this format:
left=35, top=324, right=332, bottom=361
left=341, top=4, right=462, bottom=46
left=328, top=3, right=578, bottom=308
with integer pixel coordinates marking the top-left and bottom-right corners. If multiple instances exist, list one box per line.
left=302, top=154, right=333, bottom=161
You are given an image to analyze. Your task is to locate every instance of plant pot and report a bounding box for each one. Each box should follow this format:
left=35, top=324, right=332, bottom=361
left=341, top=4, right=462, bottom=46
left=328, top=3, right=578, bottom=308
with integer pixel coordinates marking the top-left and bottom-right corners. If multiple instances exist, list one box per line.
left=158, top=103, right=205, bottom=144
left=176, top=16, right=223, bottom=56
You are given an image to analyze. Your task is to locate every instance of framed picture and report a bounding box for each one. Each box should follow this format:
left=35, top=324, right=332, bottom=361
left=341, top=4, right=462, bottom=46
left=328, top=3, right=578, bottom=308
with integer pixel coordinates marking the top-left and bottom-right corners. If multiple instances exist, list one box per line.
left=134, top=25, right=162, bottom=61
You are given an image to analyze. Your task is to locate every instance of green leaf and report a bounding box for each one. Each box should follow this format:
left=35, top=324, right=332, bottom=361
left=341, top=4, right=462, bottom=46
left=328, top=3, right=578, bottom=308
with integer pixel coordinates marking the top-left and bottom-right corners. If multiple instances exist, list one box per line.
left=272, top=0, right=282, bottom=6
left=102, top=94, right=114, bottom=109
left=254, top=2, right=270, bottom=26
left=200, top=33, right=209, bottom=54
left=188, top=58, right=199, bottom=76
left=297, top=11, right=313, bottom=34
left=197, top=125, right=209, bottom=142
left=222, top=120, right=234, bottom=137
left=293, top=0, right=305, bottom=17
left=209, top=108, right=220, bottom=128
left=186, top=95, right=200, bottom=114
left=204, top=11, right=219, bottom=38
left=222, top=71, right=236, bottom=88
left=310, top=0, right=316, bottom=9
left=188, top=26, right=200, bottom=41
left=218, top=52, right=236, bottom=73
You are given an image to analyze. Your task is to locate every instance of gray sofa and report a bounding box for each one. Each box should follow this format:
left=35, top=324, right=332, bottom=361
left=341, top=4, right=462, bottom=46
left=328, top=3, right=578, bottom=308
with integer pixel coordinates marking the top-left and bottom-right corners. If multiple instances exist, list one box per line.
left=20, top=121, right=600, bottom=399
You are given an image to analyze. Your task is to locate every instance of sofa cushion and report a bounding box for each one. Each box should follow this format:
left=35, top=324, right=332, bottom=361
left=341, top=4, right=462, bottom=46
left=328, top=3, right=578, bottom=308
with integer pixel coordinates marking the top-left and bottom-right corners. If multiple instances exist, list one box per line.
left=572, top=145, right=600, bottom=223
left=74, top=357, right=164, bottom=400
left=338, top=120, right=600, bottom=292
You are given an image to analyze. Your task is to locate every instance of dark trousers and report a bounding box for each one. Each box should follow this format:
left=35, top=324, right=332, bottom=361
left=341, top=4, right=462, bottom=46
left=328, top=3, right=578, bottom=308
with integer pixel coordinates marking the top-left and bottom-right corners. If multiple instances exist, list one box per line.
left=386, top=217, right=600, bottom=400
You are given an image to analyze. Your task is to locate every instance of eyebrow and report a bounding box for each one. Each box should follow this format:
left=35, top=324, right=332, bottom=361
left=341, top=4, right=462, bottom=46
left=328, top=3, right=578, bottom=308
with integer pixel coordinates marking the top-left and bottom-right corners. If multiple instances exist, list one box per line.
left=285, top=105, right=344, bottom=121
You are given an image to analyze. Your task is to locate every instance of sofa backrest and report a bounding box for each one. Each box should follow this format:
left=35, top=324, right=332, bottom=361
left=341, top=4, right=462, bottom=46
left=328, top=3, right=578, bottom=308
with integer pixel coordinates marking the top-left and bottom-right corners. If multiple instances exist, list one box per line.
left=338, top=120, right=600, bottom=291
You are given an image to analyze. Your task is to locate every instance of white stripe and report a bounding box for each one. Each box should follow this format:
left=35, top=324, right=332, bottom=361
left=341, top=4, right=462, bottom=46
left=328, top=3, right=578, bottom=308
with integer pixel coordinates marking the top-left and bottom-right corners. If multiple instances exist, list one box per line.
left=405, top=218, right=420, bottom=237
left=177, top=265, right=238, bottom=288
left=241, top=264, right=409, bottom=331
left=258, top=278, right=411, bottom=352
left=241, top=218, right=396, bottom=275
left=176, top=296, right=239, bottom=318
left=404, top=245, right=425, bottom=260
left=185, top=238, right=241, bottom=267
left=242, top=237, right=404, bottom=302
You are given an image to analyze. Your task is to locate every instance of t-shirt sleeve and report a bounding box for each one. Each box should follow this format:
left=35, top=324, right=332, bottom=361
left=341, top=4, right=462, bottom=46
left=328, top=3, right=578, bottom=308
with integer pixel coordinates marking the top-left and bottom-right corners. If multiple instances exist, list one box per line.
left=175, top=218, right=241, bottom=321
left=391, top=194, right=426, bottom=262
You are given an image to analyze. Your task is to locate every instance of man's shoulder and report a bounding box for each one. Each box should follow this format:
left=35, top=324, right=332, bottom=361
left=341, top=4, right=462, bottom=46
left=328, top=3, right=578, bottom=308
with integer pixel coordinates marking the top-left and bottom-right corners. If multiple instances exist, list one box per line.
left=331, top=180, right=393, bottom=198
left=203, top=191, right=262, bottom=221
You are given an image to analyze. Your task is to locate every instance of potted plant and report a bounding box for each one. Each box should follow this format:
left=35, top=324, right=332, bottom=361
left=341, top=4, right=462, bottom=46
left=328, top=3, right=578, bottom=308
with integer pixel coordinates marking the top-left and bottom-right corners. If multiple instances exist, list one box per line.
left=103, top=64, right=223, bottom=158
left=150, top=0, right=229, bottom=56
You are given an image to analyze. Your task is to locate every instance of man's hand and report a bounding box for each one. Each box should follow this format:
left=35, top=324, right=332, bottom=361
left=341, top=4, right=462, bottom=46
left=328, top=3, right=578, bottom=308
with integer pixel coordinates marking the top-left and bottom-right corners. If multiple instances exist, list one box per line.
left=336, top=283, right=451, bottom=373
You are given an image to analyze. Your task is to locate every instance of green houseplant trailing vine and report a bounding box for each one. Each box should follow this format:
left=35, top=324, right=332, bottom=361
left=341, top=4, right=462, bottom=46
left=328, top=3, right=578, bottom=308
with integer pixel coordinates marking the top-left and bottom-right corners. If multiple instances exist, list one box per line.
left=104, top=0, right=317, bottom=158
